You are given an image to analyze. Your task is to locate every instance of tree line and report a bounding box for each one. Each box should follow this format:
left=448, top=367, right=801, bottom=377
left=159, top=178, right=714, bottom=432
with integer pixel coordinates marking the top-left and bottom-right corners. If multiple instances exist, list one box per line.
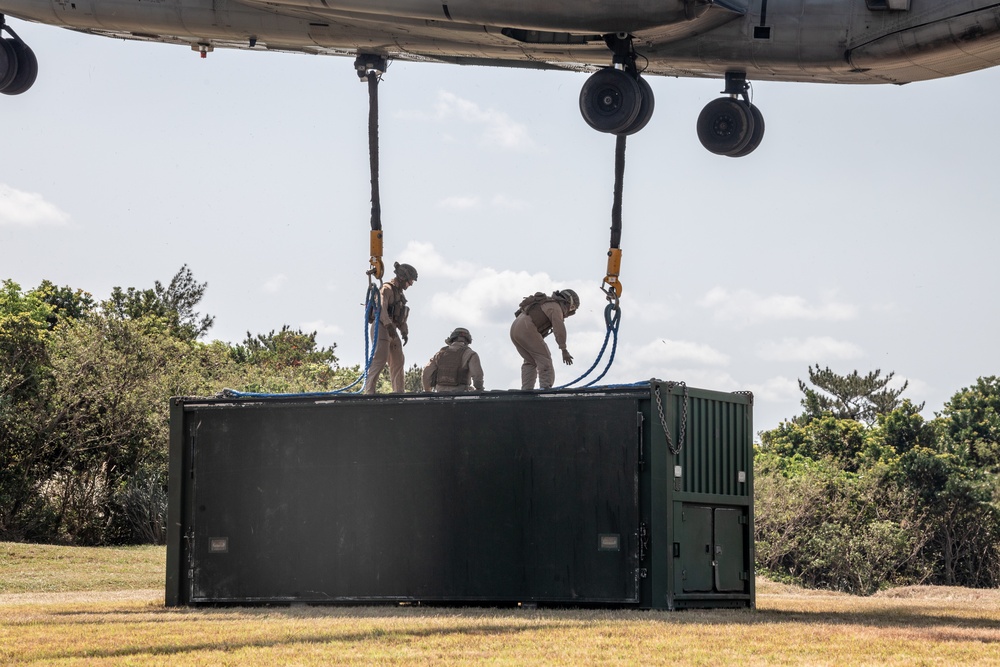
left=756, top=366, right=1000, bottom=593
left=3, top=268, right=999, bottom=594
left=0, top=267, right=380, bottom=545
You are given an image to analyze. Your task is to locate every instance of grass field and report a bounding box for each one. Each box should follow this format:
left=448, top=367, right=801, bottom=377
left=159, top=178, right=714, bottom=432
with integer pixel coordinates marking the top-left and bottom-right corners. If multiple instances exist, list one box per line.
left=1, top=542, right=999, bottom=665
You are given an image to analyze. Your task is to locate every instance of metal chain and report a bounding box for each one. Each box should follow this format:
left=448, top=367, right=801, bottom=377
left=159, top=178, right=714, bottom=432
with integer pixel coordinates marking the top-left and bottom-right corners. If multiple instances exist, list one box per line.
left=654, top=380, right=688, bottom=455
left=678, top=382, right=688, bottom=455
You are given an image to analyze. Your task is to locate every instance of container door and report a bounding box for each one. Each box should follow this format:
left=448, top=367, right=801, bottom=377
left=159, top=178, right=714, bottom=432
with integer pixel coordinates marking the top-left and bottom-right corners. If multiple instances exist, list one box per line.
left=714, top=507, right=746, bottom=592
left=184, top=395, right=641, bottom=605
left=675, top=505, right=714, bottom=592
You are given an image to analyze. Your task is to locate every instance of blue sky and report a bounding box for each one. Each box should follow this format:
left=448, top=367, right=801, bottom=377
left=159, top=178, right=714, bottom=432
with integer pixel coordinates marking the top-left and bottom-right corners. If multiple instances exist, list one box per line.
left=3, top=19, right=998, bottom=434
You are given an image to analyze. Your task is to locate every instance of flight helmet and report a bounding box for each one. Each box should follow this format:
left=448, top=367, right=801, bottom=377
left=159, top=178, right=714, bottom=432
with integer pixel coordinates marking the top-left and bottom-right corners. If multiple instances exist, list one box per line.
left=446, top=327, right=472, bottom=344
left=393, top=262, right=418, bottom=283
left=556, top=289, right=580, bottom=314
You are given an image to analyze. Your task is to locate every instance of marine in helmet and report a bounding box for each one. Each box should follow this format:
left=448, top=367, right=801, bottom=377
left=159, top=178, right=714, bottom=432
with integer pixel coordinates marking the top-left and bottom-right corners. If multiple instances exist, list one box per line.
left=421, top=327, right=485, bottom=393
left=364, top=261, right=418, bottom=394
left=509, top=288, right=579, bottom=390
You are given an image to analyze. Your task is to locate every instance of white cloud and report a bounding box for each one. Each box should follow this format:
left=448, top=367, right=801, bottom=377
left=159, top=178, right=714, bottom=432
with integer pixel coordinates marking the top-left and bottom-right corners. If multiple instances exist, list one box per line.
left=758, top=336, right=863, bottom=362
left=568, top=337, right=731, bottom=389
left=490, top=194, right=528, bottom=210
left=429, top=267, right=558, bottom=326
left=631, top=338, right=730, bottom=366
left=437, top=195, right=481, bottom=210
left=0, top=184, right=71, bottom=227
left=301, top=319, right=344, bottom=338
left=640, top=368, right=741, bottom=392
left=624, top=299, right=676, bottom=323
left=746, top=375, right=801, bottom=403
left=398, top=241, right=479, bottom=280
left=400, top=91, right=534, bottom=150
left=699, top=287, right=858, bottom=325
left=437, top=193, right=529, bottom=212
left=262, top=274, right=288, bottom=294
left=898, top=375, right=929, bottom=404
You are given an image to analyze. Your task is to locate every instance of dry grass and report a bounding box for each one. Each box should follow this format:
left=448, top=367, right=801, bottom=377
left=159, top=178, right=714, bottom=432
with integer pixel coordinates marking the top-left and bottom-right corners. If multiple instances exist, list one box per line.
left=1, top=542, right=999, bottom=665
left=0, top=542, right=164, bottom=594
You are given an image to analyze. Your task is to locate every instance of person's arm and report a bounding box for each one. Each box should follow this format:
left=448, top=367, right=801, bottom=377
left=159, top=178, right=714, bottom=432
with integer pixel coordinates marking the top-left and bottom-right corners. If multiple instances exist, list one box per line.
left=542, top=301, right=567, bottom=350
left=468, top=351, right=485, bottom=391
left=421, top=357, right=437, bottom=392
left=542, top=301, right=573, bottom=365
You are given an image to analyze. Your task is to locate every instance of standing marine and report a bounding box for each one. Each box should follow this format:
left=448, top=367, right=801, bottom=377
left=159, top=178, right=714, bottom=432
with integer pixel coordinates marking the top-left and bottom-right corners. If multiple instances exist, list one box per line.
left=509, top=289, right=579, bottom=390
left=421, top=327, right=485, bottom=393
left=364, top=261, right=418, bottom=394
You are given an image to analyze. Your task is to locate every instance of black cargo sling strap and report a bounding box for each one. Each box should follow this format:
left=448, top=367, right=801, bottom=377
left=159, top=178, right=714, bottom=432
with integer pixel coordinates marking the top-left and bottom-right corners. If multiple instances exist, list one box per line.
left=356, top=54, right=391, bottom=390
left=357, top=53, right=387, bottom=282
left=554, top=135, right=626, bottom=389
left=607, top=134, right=625, bottom=296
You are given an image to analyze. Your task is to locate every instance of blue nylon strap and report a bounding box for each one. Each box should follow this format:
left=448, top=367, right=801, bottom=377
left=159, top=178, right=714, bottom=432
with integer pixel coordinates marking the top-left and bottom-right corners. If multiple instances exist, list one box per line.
left=222, top=282, right=382, bottom=398
left=552, top=300, right=621, bottom=390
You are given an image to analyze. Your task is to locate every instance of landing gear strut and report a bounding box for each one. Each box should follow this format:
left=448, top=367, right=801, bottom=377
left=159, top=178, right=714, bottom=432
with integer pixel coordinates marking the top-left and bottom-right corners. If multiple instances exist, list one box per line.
left=696, top=72, right=765, bottom=157
left=0, top=16, right=38, bottom=96
left=579, top=34, right=653, bottom=136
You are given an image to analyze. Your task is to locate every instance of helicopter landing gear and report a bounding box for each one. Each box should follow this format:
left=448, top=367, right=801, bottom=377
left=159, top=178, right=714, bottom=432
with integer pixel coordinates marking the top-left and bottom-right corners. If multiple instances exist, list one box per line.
left=579, top=34, right=654, bottom=136
left=696, top=72, right=765, bottom=157
left=0, top=17, right=38, bottom=96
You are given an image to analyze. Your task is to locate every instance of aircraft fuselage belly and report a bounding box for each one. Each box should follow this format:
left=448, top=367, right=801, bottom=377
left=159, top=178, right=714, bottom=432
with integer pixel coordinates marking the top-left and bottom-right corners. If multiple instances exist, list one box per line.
left=2, top=0, right=1000, bottom=84
left=271, top=0, right=693, bottom=33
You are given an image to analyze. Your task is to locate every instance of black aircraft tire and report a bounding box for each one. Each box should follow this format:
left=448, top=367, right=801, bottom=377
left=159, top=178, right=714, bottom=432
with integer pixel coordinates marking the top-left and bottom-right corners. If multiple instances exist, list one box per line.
left=0, top=39, right=17, bottom=92
left=2, top=40, right=38, bottom=96
left=697, top=97, right=753, bottom=156
left=579, top=67, right=642, bottom=134
left=729, top=103, right=765, bottom=158
left=617, top=76, right=655, bottom=136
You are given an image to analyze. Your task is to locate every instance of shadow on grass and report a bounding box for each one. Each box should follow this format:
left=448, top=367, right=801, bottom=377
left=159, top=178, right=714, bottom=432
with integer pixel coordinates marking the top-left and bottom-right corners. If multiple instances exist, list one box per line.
left=35, top=600, right=1000, bottom=634
left=25, top=616, right=565, bottom=662
left=742, top=607, right=1000, bottom=633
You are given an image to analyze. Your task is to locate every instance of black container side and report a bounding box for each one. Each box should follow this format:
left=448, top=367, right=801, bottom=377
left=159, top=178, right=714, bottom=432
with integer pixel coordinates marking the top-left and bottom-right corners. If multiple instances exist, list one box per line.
left=168, top=388, right=648, bottom=606
left=166, top=384, right=753, bottom=610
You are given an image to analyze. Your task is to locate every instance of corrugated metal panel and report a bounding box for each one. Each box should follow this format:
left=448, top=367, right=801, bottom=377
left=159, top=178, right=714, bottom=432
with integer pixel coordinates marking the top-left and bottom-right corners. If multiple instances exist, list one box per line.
left=650, top=382, right=752, bottom=497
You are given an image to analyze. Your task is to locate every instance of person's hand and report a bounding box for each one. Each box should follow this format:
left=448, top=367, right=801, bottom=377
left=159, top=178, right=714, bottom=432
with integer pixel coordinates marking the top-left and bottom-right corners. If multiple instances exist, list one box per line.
left=562, top=349, right=574, bottom=365
left=400, top=324, right=409, bottom=346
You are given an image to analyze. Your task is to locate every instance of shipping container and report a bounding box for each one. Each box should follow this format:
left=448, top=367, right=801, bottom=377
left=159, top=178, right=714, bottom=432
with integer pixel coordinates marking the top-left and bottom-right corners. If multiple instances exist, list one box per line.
left=166, top=380, right=754, bottom=609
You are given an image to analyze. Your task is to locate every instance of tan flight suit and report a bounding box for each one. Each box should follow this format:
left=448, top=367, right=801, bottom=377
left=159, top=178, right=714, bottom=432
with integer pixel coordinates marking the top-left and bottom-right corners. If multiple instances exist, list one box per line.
left=421, top=341, right=485, bottom=392
left=363, top=280, right=408, bottom=394
left=509, top=299, right=568, bottom=390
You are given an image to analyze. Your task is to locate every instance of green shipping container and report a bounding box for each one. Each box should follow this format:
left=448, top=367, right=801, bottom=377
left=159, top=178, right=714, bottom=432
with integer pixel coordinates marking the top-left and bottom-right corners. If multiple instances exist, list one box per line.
left=166, top=380, right=754, bottom=609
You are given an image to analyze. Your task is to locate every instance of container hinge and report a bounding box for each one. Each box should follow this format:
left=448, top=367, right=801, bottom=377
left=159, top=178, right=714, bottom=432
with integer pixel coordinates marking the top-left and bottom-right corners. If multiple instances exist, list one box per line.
left=638, top=522, right=649, bottom=562
left=185, top=528, right=195, bottom=601
left=739, top=515, right=748, bottom=525
left=740, top=571, right=749, bottom=581
left=638, top=567, right=648, bottom=579
left=637, top=411, right=645, bottom=468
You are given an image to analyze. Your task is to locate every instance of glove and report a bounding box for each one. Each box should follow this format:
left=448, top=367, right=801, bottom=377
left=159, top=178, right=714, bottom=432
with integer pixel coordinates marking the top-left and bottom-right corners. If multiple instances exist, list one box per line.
left=399, top=324, right=409, bottom=346
left=562, top=348, right=574, bottom=365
